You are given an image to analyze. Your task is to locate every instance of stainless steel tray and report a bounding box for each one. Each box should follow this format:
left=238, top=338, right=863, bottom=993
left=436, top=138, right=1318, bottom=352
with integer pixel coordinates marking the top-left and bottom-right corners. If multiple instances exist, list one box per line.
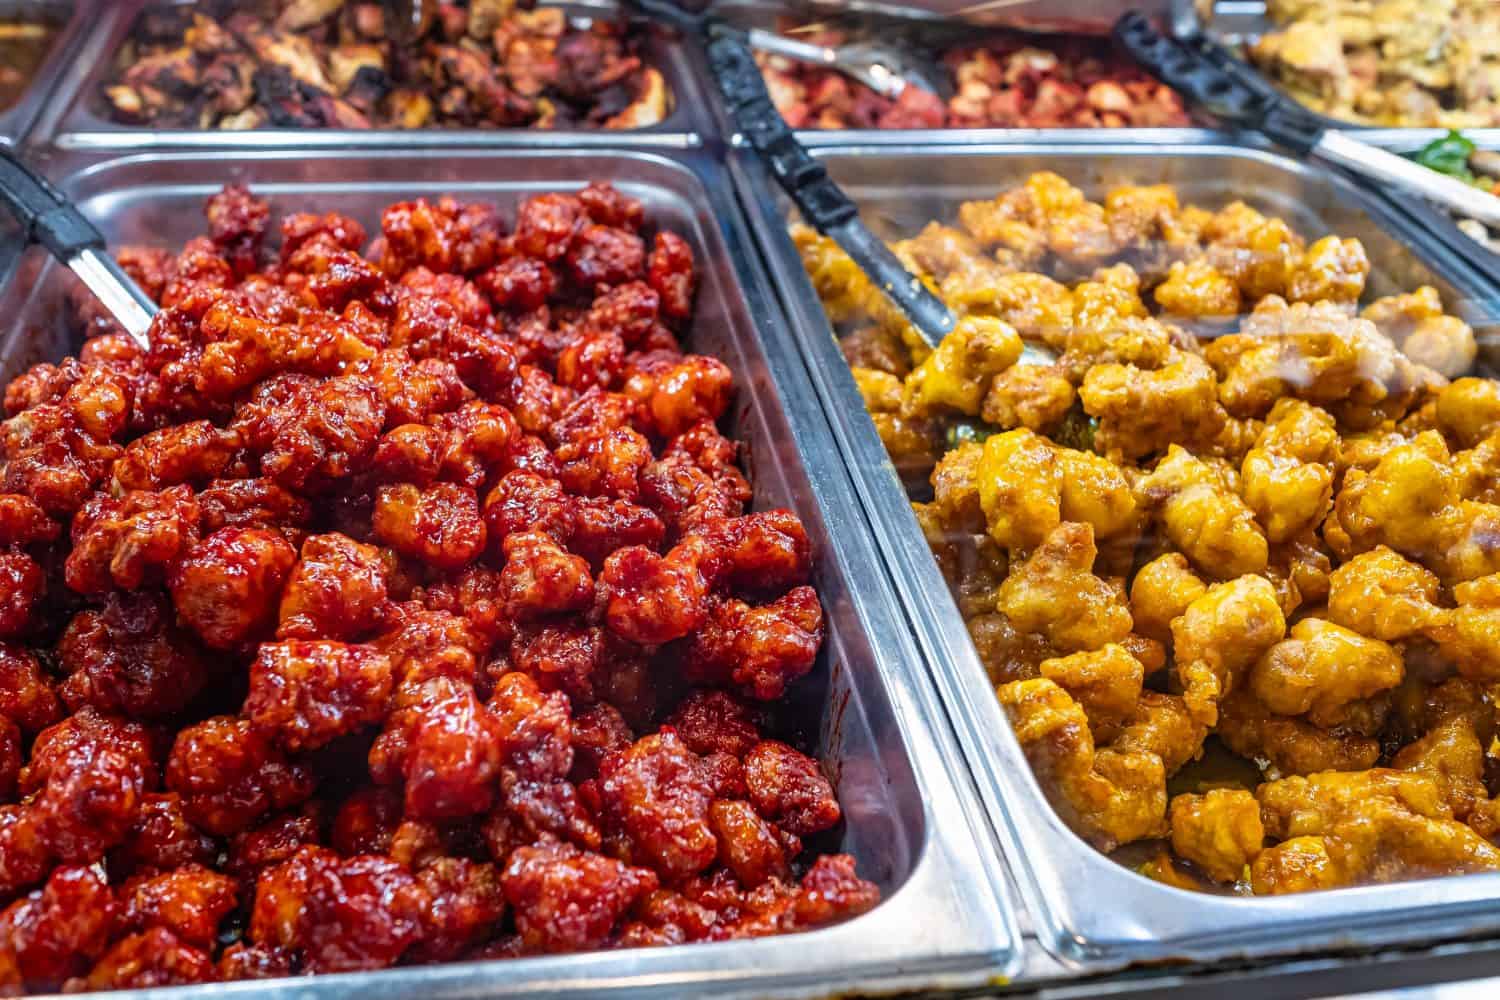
left=732, top=138, right=1500, bottom=971
left=1174, top=0, right=1355, bottom=133
left=707, top=0, right=1174, bottom=34
left=0, top=146, right=1020, bottom=998
left=0, top=0, right=91, bottom=147
left=29, top=0, right=709, bottom=149
left=1176, top=0, right=1494, bottom=140
left=703, top=0, right=1219, bottom=148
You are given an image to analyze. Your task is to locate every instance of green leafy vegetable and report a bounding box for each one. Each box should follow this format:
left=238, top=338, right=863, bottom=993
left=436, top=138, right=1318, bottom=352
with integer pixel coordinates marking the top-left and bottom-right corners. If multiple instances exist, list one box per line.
left=1054, top=408, right=1099, bottom=453
left=945, top=421, right=995, bottom=450
left=1414, top=130, right=1477, bottom=183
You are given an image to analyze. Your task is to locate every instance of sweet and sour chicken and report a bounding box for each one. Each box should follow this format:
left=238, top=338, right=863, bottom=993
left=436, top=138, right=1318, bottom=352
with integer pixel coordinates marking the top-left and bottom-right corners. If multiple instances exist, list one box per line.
left=0, top=182, right=876, bottom=993
left=800, top=170, right=1500, bottom=895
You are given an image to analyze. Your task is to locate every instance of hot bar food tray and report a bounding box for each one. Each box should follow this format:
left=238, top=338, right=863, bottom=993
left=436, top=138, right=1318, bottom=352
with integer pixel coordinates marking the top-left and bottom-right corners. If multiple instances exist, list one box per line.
left=732, top=138, right=1500, bottom=972
left=0, top=144, right=1020, bottom=999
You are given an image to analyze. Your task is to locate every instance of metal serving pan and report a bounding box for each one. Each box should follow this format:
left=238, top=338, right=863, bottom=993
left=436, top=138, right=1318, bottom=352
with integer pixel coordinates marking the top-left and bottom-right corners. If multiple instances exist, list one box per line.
left=29, top=0, right=710, bottom=150
left=701, top=0, right=1220, bottom=149
left=733, top=138, right=1500, bottom=972
left=0, top=146, right=1019, bottom=998
left=0, top=0, right=91, bottom=147
left=1173, top=0, right=1489, bottom=136
left=1173, top=0, right=1357, bottom=133
left=708, top=0, right=1174, bottom=34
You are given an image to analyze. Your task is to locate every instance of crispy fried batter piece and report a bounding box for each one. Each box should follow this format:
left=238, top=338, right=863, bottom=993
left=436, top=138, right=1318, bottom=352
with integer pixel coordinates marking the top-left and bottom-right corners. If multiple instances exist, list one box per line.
left=996, top=523, right=1132, bottom=654
left=1240, top=399, right=1339, bottom=543
left=1252, top=769, right=1500, bottom=893
left=976, top=429, right=1138, bottom=553
left=1039, top=644, right=1145, bottom=735
left=276, top=532, right=391, bottom=641
left=1249, top=619, right=1404, bottom=728
left=1129, top=553, right=1206, bottom=644
left=1218, top=689, right=1380, bottom=778
left=1137, top=446, right=1268, bottom=579
left=1362, top=292, right=1476, bottom=380
left=598, top=731, right=716, bottom=880
left=1169, top=788, right=1263, bottom=883
left=250, top=846, right=426, bottom=972
left=1437, top=377, right=1500, bottom=449
left=1112, top=691, right=1206, bottom=775
left=975, top=429, right=1061, bottom=551
left=1170, top=575, right=1286, bottom=727
left=58, top=593, right=211, bottom=721
left=901, top=316, right=1022, bottom=418
left=997, top=678, right=1166, bottom=851
left=1326, top=546, right=1445, bottom=641
left=1335, top=431, right=1500, bottom=584
left=244, top=640, right=394, bottom=751
left=0, top=179, right=885, bottom=994
left=169, top=527, right=296, bottom=651
left=502, top=841, right=658, bottom=954
left=1080, top=349, right=1229, bottom=463
left=1435, top=573, right=1500, bottom=682
left=1155, top=259, right=1240, bottom=317
left=981, top=363, right=1076, bottom=434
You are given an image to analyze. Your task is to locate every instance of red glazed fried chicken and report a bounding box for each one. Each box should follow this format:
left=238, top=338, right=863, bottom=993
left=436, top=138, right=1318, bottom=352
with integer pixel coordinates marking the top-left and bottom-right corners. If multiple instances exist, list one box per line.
left=0, top=181, right=873, bottom=993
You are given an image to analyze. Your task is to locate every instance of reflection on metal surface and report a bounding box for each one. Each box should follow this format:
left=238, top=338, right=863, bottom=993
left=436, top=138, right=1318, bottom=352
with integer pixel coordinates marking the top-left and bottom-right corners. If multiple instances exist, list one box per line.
left=0, top=0, right=87, bottom=147
left=743, top=26, right=945, bottom=99
left=0, top=16, right=60, bottom=112
left=1317, top=132, right=1500, bottom=229
left=1343, top=132, right=1500, bottom=288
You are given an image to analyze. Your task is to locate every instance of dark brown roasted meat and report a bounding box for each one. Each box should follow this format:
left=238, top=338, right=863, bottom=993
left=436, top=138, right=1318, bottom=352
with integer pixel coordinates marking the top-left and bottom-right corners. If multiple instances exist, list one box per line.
left=99, top=1, right=669, bottom=130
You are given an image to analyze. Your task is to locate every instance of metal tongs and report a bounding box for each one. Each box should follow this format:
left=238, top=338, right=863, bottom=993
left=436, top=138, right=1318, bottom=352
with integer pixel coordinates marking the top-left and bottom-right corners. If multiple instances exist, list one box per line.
left=1113, top=12, right=1500, bottom=230
left=626, top=0, right=958, bottom=348
left=742, top=28, right=948, bottom=100
left=0, top=149, right=156, bottom=347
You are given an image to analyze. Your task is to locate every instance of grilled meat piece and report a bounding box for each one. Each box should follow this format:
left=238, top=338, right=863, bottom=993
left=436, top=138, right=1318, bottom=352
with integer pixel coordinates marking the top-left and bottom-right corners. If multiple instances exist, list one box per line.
left=100, top=0, right=665, bottom=130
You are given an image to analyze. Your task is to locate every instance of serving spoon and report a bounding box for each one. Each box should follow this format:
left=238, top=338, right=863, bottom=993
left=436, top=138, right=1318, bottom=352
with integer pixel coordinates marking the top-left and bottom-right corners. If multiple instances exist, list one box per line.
left=742, top=28, right=951, bottom=101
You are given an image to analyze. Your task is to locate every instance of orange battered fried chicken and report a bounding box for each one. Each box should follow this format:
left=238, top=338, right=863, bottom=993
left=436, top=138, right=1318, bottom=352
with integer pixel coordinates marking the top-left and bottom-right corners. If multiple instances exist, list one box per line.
left=801, top=170, right=1500, bottom=895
